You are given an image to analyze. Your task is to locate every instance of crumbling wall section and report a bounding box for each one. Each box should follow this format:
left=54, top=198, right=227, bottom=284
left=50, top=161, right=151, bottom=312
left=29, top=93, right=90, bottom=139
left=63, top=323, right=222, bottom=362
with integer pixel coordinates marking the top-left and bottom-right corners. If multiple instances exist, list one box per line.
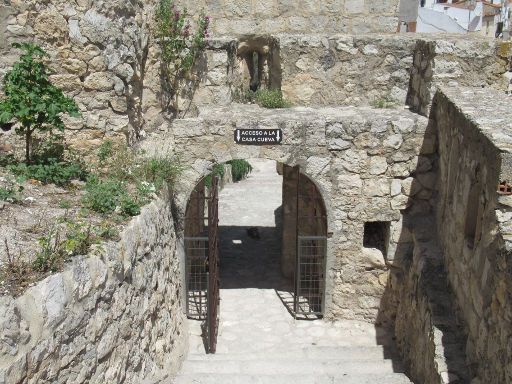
left=0, top=193, right=187, bottom=384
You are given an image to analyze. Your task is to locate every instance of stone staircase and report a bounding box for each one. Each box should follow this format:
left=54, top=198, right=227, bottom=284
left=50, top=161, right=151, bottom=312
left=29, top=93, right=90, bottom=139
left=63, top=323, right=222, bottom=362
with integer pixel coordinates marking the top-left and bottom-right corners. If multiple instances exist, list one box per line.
left=168, top=294, right=413, bottom=384
left=174, top=346, right=413, bottom=384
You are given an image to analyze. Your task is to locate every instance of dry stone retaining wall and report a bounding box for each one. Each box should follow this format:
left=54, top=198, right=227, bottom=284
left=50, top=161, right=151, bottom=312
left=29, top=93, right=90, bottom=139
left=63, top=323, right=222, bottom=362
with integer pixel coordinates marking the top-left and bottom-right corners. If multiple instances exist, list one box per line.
left=0, top=193, right=187, bottom=384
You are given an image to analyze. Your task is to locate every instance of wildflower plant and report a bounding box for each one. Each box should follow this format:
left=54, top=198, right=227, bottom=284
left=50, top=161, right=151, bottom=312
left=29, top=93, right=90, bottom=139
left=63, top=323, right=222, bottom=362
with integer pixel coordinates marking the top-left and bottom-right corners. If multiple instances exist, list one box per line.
left=155, top=0, right=210, bottom=116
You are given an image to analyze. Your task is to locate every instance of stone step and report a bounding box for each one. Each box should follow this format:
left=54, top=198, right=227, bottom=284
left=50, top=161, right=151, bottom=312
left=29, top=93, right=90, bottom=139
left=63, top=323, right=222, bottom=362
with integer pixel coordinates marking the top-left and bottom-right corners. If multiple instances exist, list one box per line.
left=173, top=373, right=413, bottom=384
left=180, top=359, right=405, bottom=376
left=188, top=345, right=400, bottom=361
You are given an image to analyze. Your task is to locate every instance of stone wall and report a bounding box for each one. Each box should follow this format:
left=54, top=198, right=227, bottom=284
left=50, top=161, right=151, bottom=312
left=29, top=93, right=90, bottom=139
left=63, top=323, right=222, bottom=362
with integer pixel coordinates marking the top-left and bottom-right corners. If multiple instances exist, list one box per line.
left=281, top=34, right=509, bottom=108
left=174, top=0, right=400, bottom=36
left=407, top=37, right=512, bottom=116
left=0, top=192, right=187, bottom=384
left=140, top=34, right=511, bottom=128
left=141, top=104, right=432, bottom=321
left=392, top=215, right=470, bottom=384
left=1, top=0, right=509, bottom=150
left=433, top=86, right=512, bottom=384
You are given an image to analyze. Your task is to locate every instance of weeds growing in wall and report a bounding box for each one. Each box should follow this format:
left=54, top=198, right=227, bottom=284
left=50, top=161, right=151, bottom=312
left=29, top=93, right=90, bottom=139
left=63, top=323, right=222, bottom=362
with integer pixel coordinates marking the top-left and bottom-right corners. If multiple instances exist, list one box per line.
left=227, top=159, right=253, bottom=182
left=204, top=160, right=253, bottom=187
left=245, top=89, right=290, bottom=108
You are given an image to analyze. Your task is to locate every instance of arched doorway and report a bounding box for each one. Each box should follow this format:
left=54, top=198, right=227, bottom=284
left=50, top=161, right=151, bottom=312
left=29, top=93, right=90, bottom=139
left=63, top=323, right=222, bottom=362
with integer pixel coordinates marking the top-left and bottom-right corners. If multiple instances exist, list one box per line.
left=183, top=159, right=328, bottom=352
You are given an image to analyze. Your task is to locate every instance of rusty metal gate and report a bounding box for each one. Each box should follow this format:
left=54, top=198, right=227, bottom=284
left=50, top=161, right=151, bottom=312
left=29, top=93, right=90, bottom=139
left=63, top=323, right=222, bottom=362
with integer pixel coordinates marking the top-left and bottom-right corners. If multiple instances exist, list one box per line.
left=293, top=169, right=327, bottom=318
left=207, top=176, right=220, bottom=353
left=294, top=236, right=327, bottom=316
left=184, top=176, right=220, bottom=353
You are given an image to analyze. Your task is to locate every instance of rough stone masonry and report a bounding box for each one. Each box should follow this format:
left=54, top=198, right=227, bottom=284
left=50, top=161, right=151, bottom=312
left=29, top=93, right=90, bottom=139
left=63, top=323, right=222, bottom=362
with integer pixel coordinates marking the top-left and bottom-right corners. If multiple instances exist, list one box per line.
left=1, top=0, right=512, bottom=383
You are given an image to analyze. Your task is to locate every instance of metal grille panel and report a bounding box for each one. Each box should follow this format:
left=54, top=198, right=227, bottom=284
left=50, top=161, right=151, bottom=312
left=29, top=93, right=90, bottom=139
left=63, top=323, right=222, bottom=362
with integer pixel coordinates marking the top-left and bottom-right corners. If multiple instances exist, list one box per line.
left=185, top=237, right=208, bottom=319
left=295, top=236, right=327, bottom=317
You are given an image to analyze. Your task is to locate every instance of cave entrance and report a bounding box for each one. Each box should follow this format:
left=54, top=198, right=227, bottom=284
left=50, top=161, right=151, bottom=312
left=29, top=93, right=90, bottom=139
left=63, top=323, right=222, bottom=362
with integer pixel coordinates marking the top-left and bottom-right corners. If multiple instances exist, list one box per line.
left=183, top=159, right=328, bottom=333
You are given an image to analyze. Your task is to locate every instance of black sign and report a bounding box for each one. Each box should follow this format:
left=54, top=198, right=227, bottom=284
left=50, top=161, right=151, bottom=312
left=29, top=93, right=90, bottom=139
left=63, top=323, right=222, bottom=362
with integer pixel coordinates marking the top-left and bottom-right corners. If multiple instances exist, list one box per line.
left=234, top=128, right=283, bottom=145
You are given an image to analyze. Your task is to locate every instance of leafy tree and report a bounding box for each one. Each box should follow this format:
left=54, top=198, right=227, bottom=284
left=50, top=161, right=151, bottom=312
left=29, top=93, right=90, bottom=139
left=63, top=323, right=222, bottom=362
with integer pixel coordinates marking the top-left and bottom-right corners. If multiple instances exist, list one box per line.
left=0, top=43, right=80, bottom=163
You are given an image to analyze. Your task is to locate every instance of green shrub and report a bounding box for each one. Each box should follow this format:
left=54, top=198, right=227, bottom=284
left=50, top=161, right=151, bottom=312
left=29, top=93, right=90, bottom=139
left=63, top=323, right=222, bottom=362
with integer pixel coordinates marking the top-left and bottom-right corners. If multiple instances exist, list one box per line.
left=31, top=136, right=65, bottom=164
left=0, top=177, right=23, bottom=202
left=0, top=154, right=16, bottom=167
left=82, top=177, right=126, bottom=214
left=33, top=220, right=96, bottom=273
left=227, top=159, right=252, bottom=182
left=82, top=177, right=147, bottom=217
left=120, top=195, right=141, bottom=216
left=204, top=163, right=225, bottom=187
left=7, top=159, right=87, bottom=186
left=97, top=140, right=114, bottom=163
left=33, top=229, right=61, bottom=273
left=247, top=89, right=289, bottom=109
left=135, top=157, right=183, bottom=190
left=0, top=186, right=18, bottom=202
left=61, top=221, right=93, bottom=257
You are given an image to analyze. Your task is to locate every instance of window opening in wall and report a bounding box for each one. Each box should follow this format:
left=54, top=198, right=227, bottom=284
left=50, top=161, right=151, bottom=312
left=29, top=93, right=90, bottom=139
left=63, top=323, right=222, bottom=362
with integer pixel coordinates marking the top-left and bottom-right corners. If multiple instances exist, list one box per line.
left=237, top=36, right=282, bottom=98
left=363, top=221, right=390, bottom=257
left=465, top=181, right=482, bottom=249
left=249, top=51, right=261, bottom=91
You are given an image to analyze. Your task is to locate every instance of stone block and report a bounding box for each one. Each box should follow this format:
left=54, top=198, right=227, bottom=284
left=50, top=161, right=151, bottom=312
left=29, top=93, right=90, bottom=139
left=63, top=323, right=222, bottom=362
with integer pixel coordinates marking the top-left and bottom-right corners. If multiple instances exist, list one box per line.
left=344, top=0, right=366, bottom=14
left=369, top=156, right=388, bottom=175
left=84, top=72, right=116, bottom=91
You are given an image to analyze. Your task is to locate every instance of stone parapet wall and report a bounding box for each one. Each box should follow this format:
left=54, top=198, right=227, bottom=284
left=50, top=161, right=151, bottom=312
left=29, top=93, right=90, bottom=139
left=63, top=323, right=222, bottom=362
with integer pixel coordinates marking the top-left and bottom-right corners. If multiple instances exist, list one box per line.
left=407, top=37, right=511, bottom=116
left=281, top=34, right=508, bottom=109
left=141, top=104, right=431, bottom=321
left=174, top=0, right=400, bottom=36
left=433, top=86, right=512, bottom=384
left=0, top=193, right=187, bottom=384
left=393, top=216, right=469, bottom=384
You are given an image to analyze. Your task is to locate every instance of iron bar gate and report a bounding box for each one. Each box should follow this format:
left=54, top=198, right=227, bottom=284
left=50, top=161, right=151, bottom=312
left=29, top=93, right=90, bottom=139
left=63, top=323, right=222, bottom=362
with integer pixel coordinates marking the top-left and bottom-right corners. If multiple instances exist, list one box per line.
left=184, top=176, right=220, bottom=354
left=294, top=236, right=327, bottom=316
left=207, top=176, right=220, bottom=353
left=293, top=168, right=327, bottom=318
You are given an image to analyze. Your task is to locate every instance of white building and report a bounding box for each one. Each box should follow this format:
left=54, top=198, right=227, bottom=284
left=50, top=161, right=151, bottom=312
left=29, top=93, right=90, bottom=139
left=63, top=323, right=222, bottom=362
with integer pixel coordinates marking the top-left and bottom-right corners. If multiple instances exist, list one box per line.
left=417, top=0, right=483, bottom=33
left=399, top=0, right=511, bottom=36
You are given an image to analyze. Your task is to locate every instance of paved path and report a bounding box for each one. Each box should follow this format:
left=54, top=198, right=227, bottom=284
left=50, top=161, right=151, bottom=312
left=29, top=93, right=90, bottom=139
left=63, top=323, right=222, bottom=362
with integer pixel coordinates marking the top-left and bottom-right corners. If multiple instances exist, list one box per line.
left=170, top=159, right=412, bottom=383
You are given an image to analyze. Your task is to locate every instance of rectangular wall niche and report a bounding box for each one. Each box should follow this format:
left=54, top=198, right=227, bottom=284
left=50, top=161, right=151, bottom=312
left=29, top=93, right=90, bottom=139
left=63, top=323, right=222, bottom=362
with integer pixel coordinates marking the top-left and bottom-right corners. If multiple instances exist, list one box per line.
left=363, top=221, right=391, bottom=257
left=236, top=36, right=281, bottom=96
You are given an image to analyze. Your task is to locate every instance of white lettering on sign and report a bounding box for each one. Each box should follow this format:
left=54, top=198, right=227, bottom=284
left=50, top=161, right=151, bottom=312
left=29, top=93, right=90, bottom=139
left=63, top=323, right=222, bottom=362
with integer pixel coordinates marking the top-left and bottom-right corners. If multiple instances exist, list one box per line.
left=234, top=128, right=283, bottom=145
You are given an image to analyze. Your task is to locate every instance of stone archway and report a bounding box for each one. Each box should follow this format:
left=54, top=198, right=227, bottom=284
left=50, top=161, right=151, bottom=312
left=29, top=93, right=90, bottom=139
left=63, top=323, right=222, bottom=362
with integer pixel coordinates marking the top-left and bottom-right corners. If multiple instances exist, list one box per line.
left=140, top=104, right=430, bottom=321
left=181, top=158, right=330, bottom=320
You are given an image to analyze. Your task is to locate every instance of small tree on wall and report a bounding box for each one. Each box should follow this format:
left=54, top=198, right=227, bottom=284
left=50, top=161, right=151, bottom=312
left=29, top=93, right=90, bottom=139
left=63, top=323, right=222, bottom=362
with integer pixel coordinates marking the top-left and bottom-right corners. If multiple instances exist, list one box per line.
left=0, top=43, right=80, bottom=164
left=154, top=0, right=210, bottom=117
